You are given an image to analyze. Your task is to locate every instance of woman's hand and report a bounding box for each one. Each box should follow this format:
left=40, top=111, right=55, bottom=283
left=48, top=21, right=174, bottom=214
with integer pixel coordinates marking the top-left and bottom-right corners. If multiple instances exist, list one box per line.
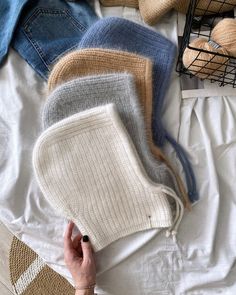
left=64, top=221, right=96, bottom=293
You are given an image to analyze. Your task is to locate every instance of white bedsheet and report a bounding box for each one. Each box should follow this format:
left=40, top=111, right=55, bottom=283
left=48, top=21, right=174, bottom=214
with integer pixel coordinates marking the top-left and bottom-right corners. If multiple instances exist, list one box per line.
left=1, top=3, right=236, bottom=295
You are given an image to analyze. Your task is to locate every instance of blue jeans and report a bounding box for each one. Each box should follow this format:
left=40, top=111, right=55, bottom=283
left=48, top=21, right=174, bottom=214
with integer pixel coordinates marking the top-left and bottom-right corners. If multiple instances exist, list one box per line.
left=12, top=0, right=98, bottom=79
left=0, top=0, right=29, bottom=64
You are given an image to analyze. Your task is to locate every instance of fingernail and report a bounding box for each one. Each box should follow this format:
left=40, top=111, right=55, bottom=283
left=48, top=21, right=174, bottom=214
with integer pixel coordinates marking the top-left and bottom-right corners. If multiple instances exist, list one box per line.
left=83, top=235, right=89, bottom=242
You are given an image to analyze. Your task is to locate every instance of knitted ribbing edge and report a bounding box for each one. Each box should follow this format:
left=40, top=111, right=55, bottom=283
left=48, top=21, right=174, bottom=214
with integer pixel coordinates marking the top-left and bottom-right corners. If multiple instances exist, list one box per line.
left=33, top=104, right=184, bottom=251
left=78, top=17, right=198, bottom=203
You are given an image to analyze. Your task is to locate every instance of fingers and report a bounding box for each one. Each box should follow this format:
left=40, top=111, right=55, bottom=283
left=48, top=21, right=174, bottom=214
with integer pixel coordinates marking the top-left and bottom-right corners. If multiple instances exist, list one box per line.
left=72, top=234, right=82, bottom=248
left=81, top=235, right=94, bottom=262
left=64, top=221, right=74, bottom=251
left=64, top=222, right=94, bottom=263
left=72, top=234, right=83, bottom=256
left=65, top=221, right=74, bottom=239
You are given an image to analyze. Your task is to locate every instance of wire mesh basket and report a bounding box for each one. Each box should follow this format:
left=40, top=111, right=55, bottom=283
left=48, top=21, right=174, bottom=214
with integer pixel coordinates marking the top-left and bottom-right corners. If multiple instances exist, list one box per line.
left=176, top=0, right=236, bottom=87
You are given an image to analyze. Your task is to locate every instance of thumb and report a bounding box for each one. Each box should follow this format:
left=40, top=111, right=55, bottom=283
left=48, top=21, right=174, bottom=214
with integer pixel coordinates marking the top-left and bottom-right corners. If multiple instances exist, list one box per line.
left=81, top=235, right=94, bottom=261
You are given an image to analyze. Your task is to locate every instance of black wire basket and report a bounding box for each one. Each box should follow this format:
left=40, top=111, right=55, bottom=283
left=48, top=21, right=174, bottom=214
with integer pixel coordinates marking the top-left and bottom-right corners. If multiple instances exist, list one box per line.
left=176, top=0, right=236, bottom=87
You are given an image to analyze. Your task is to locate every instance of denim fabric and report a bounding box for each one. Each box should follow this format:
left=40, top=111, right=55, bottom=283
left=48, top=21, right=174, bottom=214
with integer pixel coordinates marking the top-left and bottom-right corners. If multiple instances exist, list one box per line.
left=0, top=0, right=29, bottom=64
left=12, top=0, right=98, bottom=79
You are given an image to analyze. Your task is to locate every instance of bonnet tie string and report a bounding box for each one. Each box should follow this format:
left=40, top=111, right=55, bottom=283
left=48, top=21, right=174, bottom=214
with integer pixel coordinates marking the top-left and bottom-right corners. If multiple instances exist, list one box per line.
left=165, top=133, right=198, bottom=203
left=161, top=186, right=185, bottom=242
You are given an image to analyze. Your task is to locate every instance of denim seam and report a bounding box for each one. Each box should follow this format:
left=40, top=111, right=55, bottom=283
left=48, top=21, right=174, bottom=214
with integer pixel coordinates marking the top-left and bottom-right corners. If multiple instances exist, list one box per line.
left=64, top=10, right=87, bottom=32
left=23, top=8, right=87, bottom=32
left=22, top=8, right=87, bottom=67
left=21, top=28, right=50, bottom=70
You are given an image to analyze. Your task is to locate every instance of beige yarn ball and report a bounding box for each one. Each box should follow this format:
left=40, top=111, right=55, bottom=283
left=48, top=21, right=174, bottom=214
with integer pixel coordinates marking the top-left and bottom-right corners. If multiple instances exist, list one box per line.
left=175, top=0, right=236, bottom=15
left=183, top=38, right=229, bottom=79
left=211, top=18, right=236, bottom=57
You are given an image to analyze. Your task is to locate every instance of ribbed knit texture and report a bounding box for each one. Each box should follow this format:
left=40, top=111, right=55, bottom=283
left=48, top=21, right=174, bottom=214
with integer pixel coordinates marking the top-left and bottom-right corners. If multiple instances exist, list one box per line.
left=48, top=48, right=157, bottom=161
left=77, top=17, right=198, bottom=202
left=47, top=49, right=190, bottom=208
left=100, top=0, right=139, bottom=8
left=77, top=18, right=175, bottom=148
left=138, top=0, right=178, bottom=25
left=48, top=49, right=151, bottom=102
left=33, top=104, right=173, bottom=251
left=43, top=73, right=185, bottom=205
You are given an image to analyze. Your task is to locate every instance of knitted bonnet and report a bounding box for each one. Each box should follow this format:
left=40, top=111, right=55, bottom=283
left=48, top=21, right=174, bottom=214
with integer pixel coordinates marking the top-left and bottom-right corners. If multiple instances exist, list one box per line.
left=43, top=73, right=189, bottom=207
left=33, top=104, right=184, bottom=251
left=78, top=17, right=198, bottom=203
left=48, top=49, right=152, bottom=99
left=47, top=49, right=190, bottom=207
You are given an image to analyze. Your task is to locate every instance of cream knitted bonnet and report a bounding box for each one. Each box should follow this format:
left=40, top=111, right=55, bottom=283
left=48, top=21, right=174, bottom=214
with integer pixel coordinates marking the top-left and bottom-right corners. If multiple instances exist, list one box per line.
left=43, top=73, right=180, bottom=202
left=33, top=104, right=184, bottom=251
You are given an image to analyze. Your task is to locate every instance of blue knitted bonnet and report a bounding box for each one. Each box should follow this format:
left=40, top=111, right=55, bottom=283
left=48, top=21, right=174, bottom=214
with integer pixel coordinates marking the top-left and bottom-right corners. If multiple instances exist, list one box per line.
left=78, top=17, right=198, bottom=202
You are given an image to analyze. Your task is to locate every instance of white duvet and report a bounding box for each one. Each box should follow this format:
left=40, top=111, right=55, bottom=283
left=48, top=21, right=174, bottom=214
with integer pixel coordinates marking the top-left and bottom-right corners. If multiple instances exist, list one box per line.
left=0, top=3, right=236, bottom=295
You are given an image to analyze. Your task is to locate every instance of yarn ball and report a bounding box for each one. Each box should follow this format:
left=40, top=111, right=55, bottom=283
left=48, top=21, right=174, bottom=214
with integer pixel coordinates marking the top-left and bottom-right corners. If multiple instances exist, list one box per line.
left=183, top=38, right=229, bottom=79
left=174, top=0, right=236, bottom=15
left=211, top=18, right=236, bottom=57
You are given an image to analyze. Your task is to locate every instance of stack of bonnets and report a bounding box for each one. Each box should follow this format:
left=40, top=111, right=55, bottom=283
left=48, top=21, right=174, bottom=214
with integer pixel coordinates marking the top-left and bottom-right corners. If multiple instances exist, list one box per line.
left=33, top=17, right=197, bottom=252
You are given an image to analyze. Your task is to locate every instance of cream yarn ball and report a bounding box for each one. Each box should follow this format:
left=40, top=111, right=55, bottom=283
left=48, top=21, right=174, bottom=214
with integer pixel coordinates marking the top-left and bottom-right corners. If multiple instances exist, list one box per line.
left=183, top=38, right=229, bottom=79
left=211, top=18, right=236, bottom=57
left=182, top=18, right=236, bottom=79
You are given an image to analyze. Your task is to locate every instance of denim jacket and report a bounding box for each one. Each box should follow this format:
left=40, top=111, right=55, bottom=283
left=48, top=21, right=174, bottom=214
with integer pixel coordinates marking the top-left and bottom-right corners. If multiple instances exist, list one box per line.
left=11, top=0, right=98, bottom=79
left=0, top=0, right=29, bottom=64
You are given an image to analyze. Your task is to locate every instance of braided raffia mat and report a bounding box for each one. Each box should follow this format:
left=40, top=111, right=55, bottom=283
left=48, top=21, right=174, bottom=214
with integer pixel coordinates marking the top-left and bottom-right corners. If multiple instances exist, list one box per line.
left=9, top=237, right=74, bottom=295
